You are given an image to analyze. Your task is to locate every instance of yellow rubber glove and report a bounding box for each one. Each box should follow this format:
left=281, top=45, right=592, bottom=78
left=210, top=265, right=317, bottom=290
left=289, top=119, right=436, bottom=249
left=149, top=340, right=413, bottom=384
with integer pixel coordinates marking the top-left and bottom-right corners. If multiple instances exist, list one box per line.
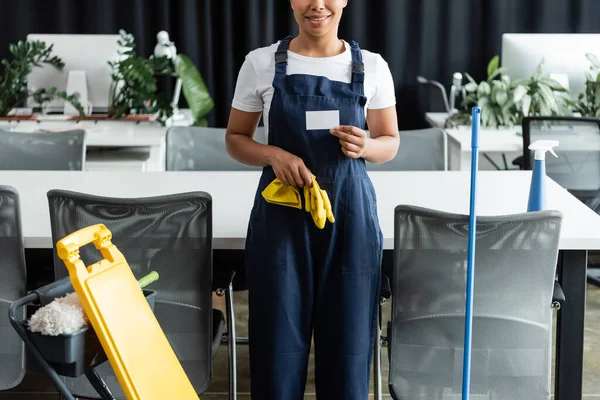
left=261, top=178, right=302, bottom=209
left=303, top=177, right=335, bottom=229
left=320, top=187, right=335, bottom=224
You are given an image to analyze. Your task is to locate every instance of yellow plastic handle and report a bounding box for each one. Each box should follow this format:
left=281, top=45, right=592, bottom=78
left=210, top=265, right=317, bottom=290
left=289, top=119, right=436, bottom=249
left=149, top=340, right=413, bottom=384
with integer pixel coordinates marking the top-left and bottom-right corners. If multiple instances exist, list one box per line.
left=56, top=224, right=124, bottom=275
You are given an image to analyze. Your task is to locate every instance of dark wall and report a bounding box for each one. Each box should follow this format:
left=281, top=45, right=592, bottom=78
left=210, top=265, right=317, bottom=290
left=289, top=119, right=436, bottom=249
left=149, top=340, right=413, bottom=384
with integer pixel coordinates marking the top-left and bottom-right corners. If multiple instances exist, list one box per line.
left=0, top=0, right=598, bottom=129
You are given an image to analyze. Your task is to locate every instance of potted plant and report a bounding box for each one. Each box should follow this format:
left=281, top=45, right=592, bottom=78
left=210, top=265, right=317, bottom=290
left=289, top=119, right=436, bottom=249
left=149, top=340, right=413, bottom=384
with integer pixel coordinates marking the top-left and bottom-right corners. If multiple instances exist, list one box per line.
left=565, top=53, right=600, bottom=118
left=511, top=59, right=571, bottom=119
left=447, top=55, right=570, bottom=128
left=104, top=30, right=175, bottom=123
left=103, top=30, right=214, bottom=126
left=0, top=40, right=84, bottom=119
left=448, top=56, right=518, bottom=128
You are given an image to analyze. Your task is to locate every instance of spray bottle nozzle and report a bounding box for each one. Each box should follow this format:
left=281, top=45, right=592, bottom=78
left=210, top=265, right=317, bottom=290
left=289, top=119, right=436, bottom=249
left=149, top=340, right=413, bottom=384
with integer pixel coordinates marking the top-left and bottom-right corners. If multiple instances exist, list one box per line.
left=529, top=140, right=559, bottom=161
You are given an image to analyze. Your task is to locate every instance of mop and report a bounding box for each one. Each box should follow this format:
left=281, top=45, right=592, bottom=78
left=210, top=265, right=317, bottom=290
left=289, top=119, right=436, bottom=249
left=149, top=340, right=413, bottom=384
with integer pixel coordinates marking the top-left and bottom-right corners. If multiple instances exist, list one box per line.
left=28, top=271, right=159, bottom=336
left=462, top=106, right=480, bottom=400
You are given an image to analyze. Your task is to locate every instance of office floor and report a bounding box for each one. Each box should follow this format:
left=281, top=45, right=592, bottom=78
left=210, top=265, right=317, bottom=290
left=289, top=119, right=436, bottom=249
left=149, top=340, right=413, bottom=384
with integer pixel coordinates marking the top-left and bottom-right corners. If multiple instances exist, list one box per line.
left=4, top=283, right=600, bottom=399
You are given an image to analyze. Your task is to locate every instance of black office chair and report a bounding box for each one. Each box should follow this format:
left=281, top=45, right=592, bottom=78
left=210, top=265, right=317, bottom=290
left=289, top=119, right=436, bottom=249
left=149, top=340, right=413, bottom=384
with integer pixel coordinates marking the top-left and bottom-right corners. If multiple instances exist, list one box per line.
left=387, top=206, right=563, bottom=399
left=517, top=115, right=600, bottom=286
left=0, top=129, right=86, bottom=170
left=46, top=190, right=226, bottom=399
left=0, top=186, right=27, bottom=392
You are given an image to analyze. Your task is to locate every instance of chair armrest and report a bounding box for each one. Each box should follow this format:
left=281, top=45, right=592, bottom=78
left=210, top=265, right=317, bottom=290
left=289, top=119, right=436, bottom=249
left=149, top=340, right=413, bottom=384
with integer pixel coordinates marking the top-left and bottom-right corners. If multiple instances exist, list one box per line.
left=381, top=273, right=391, bottom=300
left=552, top=280, right=565, bottom=310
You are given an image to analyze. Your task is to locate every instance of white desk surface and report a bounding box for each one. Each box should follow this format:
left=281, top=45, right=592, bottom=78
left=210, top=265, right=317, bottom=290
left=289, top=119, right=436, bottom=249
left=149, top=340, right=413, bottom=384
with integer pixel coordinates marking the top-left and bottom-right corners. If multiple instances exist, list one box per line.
left=444, top=125, right=523, bottom=153
left=425, top=112, right=523, bottom=153
left=0, top=121, right=168, bottom=147
left=1, top=170, right=599, bottom=251
left=444, top=124, right=600, bottom=154
left=425, top=112, right=449, bottom=128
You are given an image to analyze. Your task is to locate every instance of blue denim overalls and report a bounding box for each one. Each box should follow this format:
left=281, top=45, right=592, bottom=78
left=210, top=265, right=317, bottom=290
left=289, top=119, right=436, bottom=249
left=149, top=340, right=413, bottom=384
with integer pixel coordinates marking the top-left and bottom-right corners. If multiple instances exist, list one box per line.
left=244, top=35, right=383, bottom=399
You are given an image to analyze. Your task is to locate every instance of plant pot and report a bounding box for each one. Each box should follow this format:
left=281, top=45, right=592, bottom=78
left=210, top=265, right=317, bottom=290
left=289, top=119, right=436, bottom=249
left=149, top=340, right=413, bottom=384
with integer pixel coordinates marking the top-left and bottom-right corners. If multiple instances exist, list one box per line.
left=69, top=114, right=154, bottom=122
left=0, top=115, right=37, bottom=121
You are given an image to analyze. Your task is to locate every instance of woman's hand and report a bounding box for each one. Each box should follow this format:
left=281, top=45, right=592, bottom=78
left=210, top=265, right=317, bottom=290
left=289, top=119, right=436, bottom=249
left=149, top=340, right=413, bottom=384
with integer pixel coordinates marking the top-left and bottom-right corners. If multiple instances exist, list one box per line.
left=267, top=147, right=313, bottom=188
left=329, top=126, right=369, bottom=159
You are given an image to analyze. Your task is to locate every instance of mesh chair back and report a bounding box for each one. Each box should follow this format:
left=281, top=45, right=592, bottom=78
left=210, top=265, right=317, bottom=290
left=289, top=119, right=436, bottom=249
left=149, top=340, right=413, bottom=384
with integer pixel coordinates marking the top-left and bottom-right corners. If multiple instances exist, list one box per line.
left=47, top=190, right=213, bottom=398
left=0, top=129, right=86, bottom=170
left=0, top=186, right=27, bottom=390
left=522, top=116, right=600, bottom=211
left=165, top=126, right=265, bottom=171
left=389, top=205, right=562, bottom=400
left=367, top=128, right=446, bottom=171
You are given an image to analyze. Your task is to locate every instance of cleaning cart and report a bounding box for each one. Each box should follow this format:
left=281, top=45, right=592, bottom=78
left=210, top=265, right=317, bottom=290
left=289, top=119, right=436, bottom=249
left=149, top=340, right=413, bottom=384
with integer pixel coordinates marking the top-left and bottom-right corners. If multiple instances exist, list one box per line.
left=9, top=224, right=199, bottom=400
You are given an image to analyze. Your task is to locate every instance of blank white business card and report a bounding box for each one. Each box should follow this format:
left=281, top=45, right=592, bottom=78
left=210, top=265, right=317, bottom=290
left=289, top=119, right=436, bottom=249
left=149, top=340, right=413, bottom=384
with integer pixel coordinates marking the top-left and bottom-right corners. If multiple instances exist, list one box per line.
left=305, top=110, right=340, bottom=130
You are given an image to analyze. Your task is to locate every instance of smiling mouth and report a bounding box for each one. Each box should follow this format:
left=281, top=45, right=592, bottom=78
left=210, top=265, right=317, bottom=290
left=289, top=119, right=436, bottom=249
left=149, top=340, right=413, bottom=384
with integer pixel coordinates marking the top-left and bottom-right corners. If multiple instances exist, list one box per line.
left=306, top=15, right=331, bottom=22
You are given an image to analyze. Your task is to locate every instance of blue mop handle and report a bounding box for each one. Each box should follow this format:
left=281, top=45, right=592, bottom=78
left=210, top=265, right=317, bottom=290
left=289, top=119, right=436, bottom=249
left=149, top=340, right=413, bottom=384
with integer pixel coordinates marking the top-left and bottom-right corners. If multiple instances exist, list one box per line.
left=462, top=106, right=480, bottom=400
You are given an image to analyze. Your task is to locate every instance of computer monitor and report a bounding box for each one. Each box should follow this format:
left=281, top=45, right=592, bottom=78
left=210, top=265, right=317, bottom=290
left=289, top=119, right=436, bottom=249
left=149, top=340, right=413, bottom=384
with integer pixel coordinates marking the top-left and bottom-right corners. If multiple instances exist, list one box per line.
left=501, top=33, right=600, bottom=99
left=26, top=34, right=121, bottom=113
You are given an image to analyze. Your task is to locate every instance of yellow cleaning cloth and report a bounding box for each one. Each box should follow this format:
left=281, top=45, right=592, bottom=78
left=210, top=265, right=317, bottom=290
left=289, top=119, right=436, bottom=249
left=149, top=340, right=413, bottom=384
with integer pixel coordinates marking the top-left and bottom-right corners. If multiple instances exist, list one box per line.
left=261, top=179, right=302, bottom=209
left=262, top=177, right=335, bottom=229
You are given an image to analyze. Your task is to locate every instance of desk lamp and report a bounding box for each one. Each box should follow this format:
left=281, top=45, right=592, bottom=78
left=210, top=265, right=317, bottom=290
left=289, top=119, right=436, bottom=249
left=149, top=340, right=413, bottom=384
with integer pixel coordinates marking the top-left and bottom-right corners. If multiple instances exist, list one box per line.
left=416, top=73, right=464, bottom=115
left=449, top=72, right=463, bottom=113
left=154, top=31, right=186, bottom=125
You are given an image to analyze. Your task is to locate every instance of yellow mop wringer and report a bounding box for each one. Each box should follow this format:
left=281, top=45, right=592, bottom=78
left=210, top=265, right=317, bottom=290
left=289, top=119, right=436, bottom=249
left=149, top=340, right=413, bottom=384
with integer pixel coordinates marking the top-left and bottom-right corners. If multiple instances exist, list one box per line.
left=56, top=223, right=200, bottom=400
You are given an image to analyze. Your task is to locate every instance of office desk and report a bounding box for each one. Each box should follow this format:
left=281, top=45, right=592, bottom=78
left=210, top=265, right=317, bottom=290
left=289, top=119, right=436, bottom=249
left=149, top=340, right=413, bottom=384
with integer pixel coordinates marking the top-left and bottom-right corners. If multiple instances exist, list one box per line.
left=444, top=125, right=524, bottom=170
left=0, top=170, right=596, bottom=399
left=425, top=112, right=450, bottom=128
left=0, top=112, right=193, bottom=171
left=425, top=112, right=526, bottom=170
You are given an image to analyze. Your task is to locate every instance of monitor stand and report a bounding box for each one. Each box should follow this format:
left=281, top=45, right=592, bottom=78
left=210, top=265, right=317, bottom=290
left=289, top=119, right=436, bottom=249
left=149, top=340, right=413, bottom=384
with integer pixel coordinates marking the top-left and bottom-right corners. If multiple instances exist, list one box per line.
left=64, top=70, right=92, bottom=116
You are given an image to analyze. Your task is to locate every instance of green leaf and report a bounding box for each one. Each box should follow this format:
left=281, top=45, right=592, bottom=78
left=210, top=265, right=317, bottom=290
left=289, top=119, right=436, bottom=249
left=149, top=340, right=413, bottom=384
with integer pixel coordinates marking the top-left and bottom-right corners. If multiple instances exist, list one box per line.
left=487, top=66, right=506, bottom=83
left=585, top=71, right=595, bottom=83
left=587, top=53, right=600, bottom=69
left=513, top=85, right=527, bottom=103
left=487, top=55, right=500, bottom=79
left=540, top=77, right=568, bottom=92
left=464, top=72, right=477, bottom=85
left=465, top=82, right=478, bottom=92
left=478, top=81, right=491, bottom=97
left=174, top=54, right=214, bottom=123
left=194, top=118, right=209, bottom=127
left=481, top=105, right=491, bottom=126
left=538, top=83, right=559, bottom=113
left=478, top=96, right=489, bottom=108
left=496, top=90, right=508, bottom=106
left=533, top=59, right=544, bottom=79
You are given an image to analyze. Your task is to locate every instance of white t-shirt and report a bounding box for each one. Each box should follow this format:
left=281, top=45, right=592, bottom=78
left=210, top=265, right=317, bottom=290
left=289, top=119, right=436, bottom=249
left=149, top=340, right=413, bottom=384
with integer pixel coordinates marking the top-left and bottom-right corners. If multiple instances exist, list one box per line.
left=231, top=40, right=396, bottom=141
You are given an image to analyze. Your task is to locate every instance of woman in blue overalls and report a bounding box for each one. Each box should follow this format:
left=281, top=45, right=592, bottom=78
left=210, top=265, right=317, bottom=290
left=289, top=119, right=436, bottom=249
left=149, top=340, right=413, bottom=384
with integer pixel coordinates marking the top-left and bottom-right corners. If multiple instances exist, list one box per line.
left=226, top=1, right=399, bottom=398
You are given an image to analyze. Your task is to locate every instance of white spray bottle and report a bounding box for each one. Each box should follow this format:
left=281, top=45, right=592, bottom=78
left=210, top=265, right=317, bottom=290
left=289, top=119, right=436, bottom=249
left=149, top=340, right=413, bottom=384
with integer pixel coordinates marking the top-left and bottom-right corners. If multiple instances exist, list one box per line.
left=527, top=140, right=559, bottom=212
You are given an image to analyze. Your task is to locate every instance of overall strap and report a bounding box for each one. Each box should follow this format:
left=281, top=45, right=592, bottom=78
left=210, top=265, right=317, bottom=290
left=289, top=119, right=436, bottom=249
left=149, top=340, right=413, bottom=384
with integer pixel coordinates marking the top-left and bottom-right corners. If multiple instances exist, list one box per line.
left=274, top=35, right=293, bottom=78
left=350, top=40, right=365, bottom=96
